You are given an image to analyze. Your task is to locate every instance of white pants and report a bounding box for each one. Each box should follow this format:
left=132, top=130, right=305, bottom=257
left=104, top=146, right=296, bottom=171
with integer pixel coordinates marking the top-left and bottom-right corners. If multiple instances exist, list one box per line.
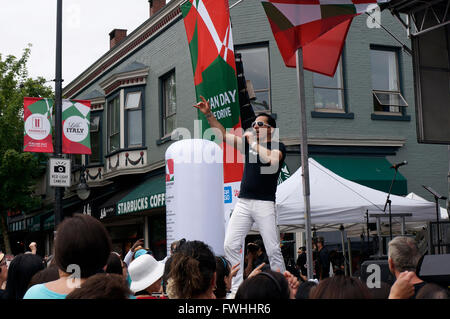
left=224, top=198, right=286, bottom=294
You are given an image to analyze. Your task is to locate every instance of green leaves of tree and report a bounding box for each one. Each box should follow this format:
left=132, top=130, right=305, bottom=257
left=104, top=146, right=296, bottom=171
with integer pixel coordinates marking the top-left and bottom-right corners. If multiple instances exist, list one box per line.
left=0, top=45, right=53, bottom=214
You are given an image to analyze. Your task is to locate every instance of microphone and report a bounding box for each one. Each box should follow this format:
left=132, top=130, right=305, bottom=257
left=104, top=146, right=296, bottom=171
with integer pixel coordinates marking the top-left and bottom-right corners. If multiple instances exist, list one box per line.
left=390, top=160, right=408, bottom=169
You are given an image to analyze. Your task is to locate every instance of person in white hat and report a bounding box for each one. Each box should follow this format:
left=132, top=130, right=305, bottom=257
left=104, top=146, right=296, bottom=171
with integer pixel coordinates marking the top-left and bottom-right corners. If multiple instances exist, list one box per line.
left=128, top=254, right=165, bottom=299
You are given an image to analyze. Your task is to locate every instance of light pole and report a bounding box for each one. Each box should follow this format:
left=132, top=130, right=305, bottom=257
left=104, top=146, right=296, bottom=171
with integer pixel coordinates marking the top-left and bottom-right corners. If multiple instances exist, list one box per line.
left=77, top=165, right=91, bottom=201
left=54, top=0, right=63, bottom=227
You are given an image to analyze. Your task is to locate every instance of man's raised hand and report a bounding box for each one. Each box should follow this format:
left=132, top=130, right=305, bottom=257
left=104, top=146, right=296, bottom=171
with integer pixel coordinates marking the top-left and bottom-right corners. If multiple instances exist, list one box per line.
left=193, top=95, right=211, bottom=115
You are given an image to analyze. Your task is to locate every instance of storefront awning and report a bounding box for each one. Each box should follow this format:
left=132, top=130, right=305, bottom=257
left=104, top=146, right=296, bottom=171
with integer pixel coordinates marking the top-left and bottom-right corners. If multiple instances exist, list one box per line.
left=312, top=156, right=408, bottom=195
left=28, top=215, right=41, bottom=232
left=43, top=214, right=54, bottom=231
left=97, top=188, right=134, bottom=220
left=117, top=175, right=165, bottom=215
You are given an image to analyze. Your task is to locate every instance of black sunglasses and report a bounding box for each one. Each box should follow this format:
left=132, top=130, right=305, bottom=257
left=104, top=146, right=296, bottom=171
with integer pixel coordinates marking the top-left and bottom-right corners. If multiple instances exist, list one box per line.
left=251, top=121, right=271, bottom=128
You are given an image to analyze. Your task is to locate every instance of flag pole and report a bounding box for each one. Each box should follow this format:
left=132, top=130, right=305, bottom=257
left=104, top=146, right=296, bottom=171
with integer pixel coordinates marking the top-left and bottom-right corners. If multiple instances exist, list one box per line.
left=54, top=0, right=63, bottom=228
left=296, top=48, right=314, bottom=280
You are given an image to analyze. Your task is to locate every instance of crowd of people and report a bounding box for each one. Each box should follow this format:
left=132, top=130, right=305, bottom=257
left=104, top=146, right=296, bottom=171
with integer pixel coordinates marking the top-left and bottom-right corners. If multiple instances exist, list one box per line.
left=0, top=213, right=448, bottom=300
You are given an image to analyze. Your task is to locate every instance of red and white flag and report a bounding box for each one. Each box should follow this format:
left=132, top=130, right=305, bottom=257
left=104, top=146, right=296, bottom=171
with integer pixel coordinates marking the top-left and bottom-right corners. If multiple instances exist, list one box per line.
left=261, top=0, right=390, bottom=76
left=23, top=97, right=54, bottom=153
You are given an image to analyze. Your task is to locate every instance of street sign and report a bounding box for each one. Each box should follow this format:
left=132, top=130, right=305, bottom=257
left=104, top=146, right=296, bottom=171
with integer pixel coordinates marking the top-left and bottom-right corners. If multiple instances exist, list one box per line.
left=49, top=158, right=71, bottom=187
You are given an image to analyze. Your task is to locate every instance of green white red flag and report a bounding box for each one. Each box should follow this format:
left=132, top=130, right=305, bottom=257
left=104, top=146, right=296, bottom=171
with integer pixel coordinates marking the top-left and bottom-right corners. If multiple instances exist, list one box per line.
left=62, top=99, right=91, bottom=154
left=261, top=0, right=390, bottom=76
left=23, top=97, right=54, bottom=153
left=181, top=0, right=243, bottom=183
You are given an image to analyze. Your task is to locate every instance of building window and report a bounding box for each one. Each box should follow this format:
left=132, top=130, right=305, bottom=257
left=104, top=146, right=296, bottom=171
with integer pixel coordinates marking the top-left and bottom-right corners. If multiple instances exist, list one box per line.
left=370, top=47, right=408, bottom=114
left=236, top=45, right=271, bottom=112
left=71, top=154, right=82, bottom=167
left=125, top=90, right=143, bottom=147
left=107, top=95, right=120, bottom=153
left=161, top=71, right=176, bottom=137
left=313, top=60, right=345, bottom=112
left=89, top=114, right=101, bottom=163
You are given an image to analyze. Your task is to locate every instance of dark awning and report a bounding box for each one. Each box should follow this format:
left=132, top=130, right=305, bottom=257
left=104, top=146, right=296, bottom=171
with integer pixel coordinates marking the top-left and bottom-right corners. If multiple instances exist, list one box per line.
left=96, top=188, right=134, bottom=220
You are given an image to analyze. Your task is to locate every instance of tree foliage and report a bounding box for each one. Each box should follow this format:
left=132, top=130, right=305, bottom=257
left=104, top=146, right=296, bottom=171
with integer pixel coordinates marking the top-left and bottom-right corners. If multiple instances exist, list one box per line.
left=0, top=45, right=53, bottom=252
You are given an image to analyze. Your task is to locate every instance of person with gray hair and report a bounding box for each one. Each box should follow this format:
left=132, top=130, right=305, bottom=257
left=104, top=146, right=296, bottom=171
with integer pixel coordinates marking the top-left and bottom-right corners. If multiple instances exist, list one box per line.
left=387, top=236, right=426, bottom=298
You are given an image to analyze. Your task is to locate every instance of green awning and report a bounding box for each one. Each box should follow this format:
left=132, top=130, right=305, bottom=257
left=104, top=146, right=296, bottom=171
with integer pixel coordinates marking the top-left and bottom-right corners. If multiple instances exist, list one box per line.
left=28, top=215, right=42, bottom=232
left=312, top=156, right=408, bottom=195
left=117, top=175, right=165, bottom=215
left=38, top=196, right=87, bottom=230
left=43, top=214, right=55, bottom=231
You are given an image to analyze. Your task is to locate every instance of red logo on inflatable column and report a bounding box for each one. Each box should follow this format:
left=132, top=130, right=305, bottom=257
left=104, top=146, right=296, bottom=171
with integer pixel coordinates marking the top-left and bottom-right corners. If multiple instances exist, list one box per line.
left=166, top=159, right=174, bottom=182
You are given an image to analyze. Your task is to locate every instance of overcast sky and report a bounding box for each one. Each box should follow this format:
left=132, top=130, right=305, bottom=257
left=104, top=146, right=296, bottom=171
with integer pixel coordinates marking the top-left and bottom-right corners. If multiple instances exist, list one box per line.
left=0, top=0, right=159, bottom=90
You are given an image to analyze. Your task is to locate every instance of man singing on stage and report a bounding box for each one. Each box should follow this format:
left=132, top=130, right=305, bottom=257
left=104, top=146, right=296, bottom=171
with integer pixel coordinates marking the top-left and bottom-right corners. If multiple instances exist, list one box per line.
left=194, top=96, right=286, bottom=295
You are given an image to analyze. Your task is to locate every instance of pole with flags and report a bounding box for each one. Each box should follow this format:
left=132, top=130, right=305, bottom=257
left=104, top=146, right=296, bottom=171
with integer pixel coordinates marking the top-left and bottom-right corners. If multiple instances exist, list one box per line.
left=260, top=0, right=391, bottom=279
left=296, top=47, right=314, bottom=279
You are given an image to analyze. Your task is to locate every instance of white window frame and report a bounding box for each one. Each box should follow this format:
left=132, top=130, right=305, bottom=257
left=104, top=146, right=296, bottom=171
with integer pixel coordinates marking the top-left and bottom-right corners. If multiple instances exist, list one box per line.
left=313, top=59, right=345, bottom=113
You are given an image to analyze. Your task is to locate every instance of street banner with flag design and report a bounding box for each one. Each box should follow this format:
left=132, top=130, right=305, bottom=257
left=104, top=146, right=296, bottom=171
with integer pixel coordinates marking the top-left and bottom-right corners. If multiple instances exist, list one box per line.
left=62, top=99, right=91, bottom=154
left=23, top=97, right=54, bottom=153
left=261, top=0, right=390, bottom=76
left=181, top=0, right=244, bottom=184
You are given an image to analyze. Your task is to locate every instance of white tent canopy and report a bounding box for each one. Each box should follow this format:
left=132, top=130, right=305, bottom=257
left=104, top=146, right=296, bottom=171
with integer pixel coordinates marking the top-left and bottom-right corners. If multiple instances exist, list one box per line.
left=275, top=158, right=442, bottom=234
left=406, top=192, right=449, bottom=220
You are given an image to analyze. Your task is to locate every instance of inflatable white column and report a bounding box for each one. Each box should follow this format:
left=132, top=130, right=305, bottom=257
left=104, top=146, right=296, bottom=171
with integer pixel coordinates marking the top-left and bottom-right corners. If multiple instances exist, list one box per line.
left=165, top=139, right=225, bottom=256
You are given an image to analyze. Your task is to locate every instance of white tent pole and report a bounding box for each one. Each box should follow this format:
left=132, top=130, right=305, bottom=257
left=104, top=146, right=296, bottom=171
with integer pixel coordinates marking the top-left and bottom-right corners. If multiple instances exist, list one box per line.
left=296, top=48, right=314, bottom=280
left=340, top=225, right=348, bottom=275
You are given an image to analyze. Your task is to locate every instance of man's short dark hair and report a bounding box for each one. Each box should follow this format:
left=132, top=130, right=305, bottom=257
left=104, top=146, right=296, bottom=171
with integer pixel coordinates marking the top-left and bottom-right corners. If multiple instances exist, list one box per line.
left=236, top=270, right=290, bottom=299
left=255, top=113, right=276, bottom=128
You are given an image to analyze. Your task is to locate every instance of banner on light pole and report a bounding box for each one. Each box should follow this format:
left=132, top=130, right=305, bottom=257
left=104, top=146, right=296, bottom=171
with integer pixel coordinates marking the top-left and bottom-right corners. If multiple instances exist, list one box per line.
left=62, top=99, right=91, bottom=155
left=23, top=97, right=54, bottom=153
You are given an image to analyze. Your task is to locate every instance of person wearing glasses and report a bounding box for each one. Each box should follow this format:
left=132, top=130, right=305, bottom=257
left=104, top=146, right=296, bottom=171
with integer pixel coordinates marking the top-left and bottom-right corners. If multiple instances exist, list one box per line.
left=194, top=96, right=286, bottom=295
